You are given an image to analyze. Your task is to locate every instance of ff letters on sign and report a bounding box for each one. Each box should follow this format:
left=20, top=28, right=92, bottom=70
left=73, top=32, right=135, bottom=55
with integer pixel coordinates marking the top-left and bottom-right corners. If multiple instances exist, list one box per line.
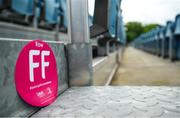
left=15, top=40, right=58, bottom=107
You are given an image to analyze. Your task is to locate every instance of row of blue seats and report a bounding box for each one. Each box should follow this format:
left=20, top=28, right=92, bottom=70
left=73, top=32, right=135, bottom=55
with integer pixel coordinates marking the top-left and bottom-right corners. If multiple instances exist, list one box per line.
left=133, top=14, right=180, bottom=61
left=0, top=0, right=125, bottom=40
left=0, top=0, right=67, bottom=28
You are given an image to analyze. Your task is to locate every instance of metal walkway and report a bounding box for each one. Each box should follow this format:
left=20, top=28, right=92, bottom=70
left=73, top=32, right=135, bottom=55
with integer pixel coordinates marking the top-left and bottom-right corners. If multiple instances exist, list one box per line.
left=32, top=86, right=180, bottom=118
left=31, top=47, right=180, bottom=118
left=112, top=47, right=180, bottom=86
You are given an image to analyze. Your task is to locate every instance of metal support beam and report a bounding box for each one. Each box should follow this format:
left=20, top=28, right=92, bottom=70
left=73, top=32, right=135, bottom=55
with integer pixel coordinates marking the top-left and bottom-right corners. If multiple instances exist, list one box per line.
left=67, top=0, right=90, bottom=43
left=67, top=0, right=93, bottom=86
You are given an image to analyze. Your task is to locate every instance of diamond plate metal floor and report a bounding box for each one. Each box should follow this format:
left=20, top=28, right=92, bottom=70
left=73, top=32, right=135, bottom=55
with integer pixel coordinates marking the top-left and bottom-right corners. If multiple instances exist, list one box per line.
left=32, top=86, right=180, bottom=118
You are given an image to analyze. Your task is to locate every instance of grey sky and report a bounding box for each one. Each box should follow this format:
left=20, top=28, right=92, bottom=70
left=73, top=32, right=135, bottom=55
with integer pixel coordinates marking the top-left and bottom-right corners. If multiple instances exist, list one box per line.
left=88, top=0, right=180, bottom=25
left=122, top=0, right=180, bottom=25
left=88, top=0, right=95, bottom=16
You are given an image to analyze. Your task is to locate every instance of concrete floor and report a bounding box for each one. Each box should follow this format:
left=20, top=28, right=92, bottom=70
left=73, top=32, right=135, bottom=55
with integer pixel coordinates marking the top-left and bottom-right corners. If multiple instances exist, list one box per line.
left=111, top=47, right=180, bottom=86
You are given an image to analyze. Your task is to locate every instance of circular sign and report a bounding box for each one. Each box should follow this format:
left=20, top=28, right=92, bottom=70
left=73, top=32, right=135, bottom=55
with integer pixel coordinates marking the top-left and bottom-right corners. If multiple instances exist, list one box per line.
left=15, top=40, right=58, bottom=107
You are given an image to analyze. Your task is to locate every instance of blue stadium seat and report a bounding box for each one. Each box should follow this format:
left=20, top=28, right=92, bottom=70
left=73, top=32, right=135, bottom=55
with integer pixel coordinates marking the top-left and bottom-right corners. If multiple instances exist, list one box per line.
left=159, top=27, right=166, bottom=57
left=90, top=0, right=109, bottom=38
left=58, top=0, right=67, bottom=28
left=151, top=30, right=157, bottom=54
left=35, top=0, right=43, bottom=17
left=108, top=0, right=120, bottom=38
left=154, top=27, right=161, bottom=55
left=0, top=0, right=3, bottom=7
left=165, top=21, right=175, bottom=60
left=174, top=15, right=180, bottom=59
left=156, top=28, right=162, bottom=56
left=165, top=21, right=174, bottom=38
left=117, top=12, right=126, bottom=43
left=45, top=0, right=59, bottom=24
left=174, top=15, right=180, bottom=35
left=161, top=21, right=173, bottom=58
left=12, top=0, right=34, bottom=16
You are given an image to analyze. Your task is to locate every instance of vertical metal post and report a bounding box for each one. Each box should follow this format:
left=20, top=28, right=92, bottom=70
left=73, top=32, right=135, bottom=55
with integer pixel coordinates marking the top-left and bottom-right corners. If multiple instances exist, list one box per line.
left=33, top=0, right=39, bottom=29
left=33, top=10, right=38, bottom=28
left=106, top=41, right=110, bottom=56
left=67, top=0, right=93, bottom=86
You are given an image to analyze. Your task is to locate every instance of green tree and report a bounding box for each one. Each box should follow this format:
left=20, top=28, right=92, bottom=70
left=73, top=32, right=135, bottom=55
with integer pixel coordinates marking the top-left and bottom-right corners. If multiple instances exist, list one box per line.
left=125, top=22, right=160, bottom=43
left=126, top=22, right=143, bottom=43
left=143, top=24, right=160, bottom=33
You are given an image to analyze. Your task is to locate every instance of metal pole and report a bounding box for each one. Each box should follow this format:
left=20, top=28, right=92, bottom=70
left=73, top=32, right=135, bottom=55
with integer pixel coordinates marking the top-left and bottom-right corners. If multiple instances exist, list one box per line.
left=67, top=0, right=93, bottom=86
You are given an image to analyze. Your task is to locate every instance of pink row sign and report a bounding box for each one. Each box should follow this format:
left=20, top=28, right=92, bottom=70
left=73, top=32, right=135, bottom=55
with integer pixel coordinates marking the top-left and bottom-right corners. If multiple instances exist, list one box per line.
left=15, top=40, right=58, bottom=107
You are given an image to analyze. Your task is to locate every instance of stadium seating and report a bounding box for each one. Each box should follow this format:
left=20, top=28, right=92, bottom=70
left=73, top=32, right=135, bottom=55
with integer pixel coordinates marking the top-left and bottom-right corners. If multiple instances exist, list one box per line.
left=44, top=0, right=59, bottom=24
left=133, top=14, right=180, bottom=62
left=58, top=0, right=67, bottom=29
left=12, top=0, right=34, bottom=16
left=108, top=0, right=120, bottom=38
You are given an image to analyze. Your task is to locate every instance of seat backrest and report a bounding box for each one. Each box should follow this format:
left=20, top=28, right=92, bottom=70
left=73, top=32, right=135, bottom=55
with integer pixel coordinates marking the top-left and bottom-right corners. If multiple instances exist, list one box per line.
left=12, top=0, right=34, bottom=16
left=58, top=0, right=67, bottom=28
left=174, top=15, right=180, bottom=35
left=165, top=21, right=173, bottom=38
left=108, top=0, right=120, bottom=38
left=90, top=0, right=122, bottom=38
left=94, top=0, right=108, bottom=29
left=117, top=11, right=126, bottom=44
left=0, top=0, right=3, bottom=6
left=155, top=27, right=160, bottom=40
left=90, top=0, right=109, bottom=38
left=159, top=27, right=166, bottom=40
left=45, top=0, right=59, bottom=24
